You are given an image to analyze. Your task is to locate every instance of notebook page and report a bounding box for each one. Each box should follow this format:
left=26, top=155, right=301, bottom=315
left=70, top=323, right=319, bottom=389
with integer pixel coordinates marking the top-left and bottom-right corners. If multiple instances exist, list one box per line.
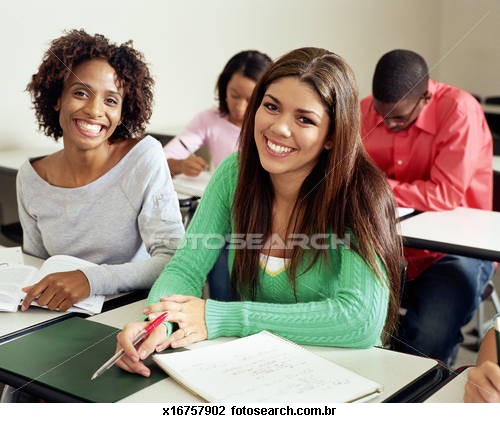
left=153, top=331, right=381, bottom=403
left=172, top=171, right=213, bottom=197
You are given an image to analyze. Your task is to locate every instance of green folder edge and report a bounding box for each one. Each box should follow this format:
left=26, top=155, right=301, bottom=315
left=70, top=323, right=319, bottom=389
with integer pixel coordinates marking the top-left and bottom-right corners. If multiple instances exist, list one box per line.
left=0, top=317, right=167, bottom=402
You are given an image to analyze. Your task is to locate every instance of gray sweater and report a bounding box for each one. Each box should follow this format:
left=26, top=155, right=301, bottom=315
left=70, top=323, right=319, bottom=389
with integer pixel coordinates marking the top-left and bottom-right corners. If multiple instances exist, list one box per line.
left=16, top=136, right=185, bottom=295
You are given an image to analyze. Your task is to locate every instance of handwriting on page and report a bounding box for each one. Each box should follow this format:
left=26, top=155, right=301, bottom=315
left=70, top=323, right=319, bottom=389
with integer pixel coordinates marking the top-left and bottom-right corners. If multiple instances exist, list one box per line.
left=166, top=340, right=356, bottom=402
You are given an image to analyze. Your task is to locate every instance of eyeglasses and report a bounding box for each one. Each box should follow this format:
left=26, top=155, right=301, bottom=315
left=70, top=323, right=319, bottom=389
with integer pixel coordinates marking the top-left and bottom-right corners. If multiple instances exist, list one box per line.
left=374, top=92, right=427, bottom=127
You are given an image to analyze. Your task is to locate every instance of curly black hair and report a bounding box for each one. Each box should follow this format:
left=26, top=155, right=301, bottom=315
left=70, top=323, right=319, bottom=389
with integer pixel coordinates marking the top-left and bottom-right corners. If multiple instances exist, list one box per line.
left=27, top=29, right=154, bottom=141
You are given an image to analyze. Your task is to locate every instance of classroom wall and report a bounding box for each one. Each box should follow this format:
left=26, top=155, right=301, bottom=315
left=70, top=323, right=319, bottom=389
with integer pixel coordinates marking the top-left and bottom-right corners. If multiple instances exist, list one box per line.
left=1, top=0, right=495, bottom=150
left=438, top=0, right=500, bottom=99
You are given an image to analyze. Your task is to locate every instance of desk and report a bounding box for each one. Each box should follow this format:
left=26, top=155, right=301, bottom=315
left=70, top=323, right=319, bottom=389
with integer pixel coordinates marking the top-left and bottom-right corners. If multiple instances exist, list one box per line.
left=494, top=156, right=500, bottom=172
left=0, top=146, right=62, bottom=174
left=483, top=104, right=500, bottom=115
left=425, top=368, right=468, bottom=403
left=86, top=300, right=446, bottom=403
left=400, top=207, right=500, bottom=261
left=0, top=146, right=61, bottom=226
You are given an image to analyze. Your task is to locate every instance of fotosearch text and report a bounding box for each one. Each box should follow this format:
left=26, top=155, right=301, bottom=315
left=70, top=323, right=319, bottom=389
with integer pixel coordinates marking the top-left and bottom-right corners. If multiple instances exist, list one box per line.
left=174, top=233, right=351, bottom=250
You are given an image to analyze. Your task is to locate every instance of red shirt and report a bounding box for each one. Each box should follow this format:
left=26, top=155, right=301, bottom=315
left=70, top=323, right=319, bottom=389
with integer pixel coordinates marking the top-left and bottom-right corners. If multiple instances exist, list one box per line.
left=361, top=80, right=493, bottom=279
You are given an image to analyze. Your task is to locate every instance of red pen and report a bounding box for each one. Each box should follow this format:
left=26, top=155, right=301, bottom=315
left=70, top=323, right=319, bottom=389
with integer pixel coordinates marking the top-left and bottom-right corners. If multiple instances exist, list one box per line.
left=91, top=311, right=168, bottom=380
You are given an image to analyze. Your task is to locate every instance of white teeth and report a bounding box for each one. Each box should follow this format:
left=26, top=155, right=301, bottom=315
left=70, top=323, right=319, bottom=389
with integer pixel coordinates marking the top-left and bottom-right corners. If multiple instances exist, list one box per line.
left=267, top=139, right=294, bottom=154
left=76, top=120, right=102, bottom=134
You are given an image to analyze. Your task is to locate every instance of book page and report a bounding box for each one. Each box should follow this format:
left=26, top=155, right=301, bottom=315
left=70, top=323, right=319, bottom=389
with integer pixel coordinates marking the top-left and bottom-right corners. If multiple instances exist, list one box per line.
left=153, top=331, right=381, bottom=403
left=0, top=265, right=37, bottom=312
left=33, top=255, right=105, bottom=315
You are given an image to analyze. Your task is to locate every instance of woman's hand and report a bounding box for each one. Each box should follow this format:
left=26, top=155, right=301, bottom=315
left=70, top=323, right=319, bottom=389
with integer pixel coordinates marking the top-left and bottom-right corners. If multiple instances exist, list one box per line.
left=181, top=156, right=209, bottom=176
left=464, top=361, right=500, bottom=402
left=143, top=295, right=207, bottom=350
left=21, top=270, right=91, bottom=311
left=115, top=321, right=167, bottom=377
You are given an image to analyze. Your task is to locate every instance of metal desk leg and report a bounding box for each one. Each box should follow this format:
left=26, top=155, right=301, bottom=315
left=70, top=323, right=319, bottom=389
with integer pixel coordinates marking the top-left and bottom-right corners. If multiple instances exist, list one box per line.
left=1, top=385, right=19, bottom=402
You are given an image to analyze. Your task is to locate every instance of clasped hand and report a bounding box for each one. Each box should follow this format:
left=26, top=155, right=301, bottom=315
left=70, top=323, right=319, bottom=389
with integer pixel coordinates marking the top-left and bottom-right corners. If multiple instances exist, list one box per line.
left=116, top=295, right=207, bottom=377
left=21, top=270, right=91, bottom=311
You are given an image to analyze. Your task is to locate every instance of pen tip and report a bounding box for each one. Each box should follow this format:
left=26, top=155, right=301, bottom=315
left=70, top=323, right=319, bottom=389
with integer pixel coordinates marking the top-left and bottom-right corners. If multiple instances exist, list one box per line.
left=90, top=374, right=97, bottom=381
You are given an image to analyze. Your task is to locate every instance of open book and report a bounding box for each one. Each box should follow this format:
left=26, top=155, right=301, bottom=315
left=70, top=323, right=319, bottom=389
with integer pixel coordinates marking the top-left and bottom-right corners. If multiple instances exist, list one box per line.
left=0, top=254, right=105, bottom=315
left=153, top=331, right=382, bottom=403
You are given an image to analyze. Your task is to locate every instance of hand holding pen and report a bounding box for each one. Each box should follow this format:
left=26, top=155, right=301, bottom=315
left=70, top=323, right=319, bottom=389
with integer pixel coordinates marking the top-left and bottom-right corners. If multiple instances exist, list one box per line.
left=464, top=314, right=500, bottom=402
left=91, top=312, right=168, bottom=380
left=177, top=139, right=208, bottom=177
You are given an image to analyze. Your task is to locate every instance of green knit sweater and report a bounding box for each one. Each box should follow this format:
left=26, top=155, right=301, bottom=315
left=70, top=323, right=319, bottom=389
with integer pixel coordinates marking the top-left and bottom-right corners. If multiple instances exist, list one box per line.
left=148, top=153, right=389, bottom=348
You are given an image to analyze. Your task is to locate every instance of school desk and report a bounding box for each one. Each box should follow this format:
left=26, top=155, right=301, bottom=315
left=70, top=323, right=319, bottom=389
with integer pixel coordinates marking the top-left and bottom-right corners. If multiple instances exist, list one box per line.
left=0, top=146, right=61, bottom=227
left=0, top=299, right=449, bottom=403
left=425, top=367, right=469, bottom=403
left=400, top=207, right=500, bottom=262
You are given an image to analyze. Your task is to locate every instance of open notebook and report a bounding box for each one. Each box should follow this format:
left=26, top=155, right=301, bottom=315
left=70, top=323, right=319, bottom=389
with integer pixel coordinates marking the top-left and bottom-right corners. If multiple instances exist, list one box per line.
left=172, top=171, right=213, bottom=197
left=153, top=331, right=382, bottom=403
left=0, top=253, right=104, bottom=315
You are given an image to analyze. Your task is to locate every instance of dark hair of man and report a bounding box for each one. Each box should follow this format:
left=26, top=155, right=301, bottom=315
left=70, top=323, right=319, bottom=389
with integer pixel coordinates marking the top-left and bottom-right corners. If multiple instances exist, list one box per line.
left=27, top=29, right=154, bottom=142
left=216, top=50, right=272, bottom=115
left=372, top=49, right=429, bottom=103
left=232, top=47, right=403, bottom=338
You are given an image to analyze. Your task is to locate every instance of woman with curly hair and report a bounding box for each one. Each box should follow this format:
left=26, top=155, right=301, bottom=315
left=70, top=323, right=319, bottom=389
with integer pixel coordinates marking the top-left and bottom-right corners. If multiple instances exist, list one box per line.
left=18, top=29, right=185, bottom=312
left=114, top=47, right=403, bottom=377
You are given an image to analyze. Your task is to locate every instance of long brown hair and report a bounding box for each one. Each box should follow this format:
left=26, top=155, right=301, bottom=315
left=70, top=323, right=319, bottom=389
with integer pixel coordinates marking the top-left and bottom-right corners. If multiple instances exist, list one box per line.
left=232, top=47, right=402, bottom=337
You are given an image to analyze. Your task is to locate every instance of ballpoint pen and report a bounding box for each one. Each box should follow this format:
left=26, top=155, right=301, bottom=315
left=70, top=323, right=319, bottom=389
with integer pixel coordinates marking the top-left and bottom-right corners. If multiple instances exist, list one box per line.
left=91, top=311, right=168, bottom=380
left=178, top=139, right=194, bottom=155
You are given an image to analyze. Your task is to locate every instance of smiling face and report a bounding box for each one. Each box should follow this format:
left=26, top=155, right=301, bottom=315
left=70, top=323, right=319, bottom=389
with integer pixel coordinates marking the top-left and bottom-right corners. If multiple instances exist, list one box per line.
left=55, top=58, right=124, bottom=151
left=254, top=77, right=332, bottom=185
left=226, top=71, right=257, bottom=127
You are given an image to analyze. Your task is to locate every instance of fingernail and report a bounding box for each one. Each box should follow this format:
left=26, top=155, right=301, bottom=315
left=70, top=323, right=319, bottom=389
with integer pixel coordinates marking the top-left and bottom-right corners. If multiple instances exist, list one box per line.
left=139, top=350, right=147, bottom=360
left=156, top=345, right=165, bottom=352
left=142, top=370, right=150, bottom=377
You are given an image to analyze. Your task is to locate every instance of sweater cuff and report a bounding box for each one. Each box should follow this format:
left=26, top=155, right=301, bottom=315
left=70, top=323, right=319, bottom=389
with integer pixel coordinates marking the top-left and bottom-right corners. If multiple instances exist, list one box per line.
left=205, top=299, right=244, bottom=339
left=81, top=265, right=118, bottom=296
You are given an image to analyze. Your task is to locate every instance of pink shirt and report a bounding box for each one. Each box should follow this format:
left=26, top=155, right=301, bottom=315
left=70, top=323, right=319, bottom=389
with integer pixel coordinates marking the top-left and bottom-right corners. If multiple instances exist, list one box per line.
left=361, top=80, right=493, bottom=278
left=163, top=107, right=240, bottom=168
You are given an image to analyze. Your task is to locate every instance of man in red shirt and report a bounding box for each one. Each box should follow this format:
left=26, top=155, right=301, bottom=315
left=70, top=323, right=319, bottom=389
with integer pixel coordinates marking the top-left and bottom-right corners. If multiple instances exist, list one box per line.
left=361, top=49, right=494, bottom=365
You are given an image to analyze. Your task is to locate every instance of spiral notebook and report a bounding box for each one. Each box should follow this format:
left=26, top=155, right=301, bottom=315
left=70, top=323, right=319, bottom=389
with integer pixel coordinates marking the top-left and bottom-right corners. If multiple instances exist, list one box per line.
left=153, top=331, right=382, bottom=403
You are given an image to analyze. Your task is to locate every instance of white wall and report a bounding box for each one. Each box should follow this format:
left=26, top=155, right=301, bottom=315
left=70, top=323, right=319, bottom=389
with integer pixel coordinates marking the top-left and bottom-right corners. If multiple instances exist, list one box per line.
left=0, top=0, right=451, bottom=149
left=437, top=0, right=500, bottom=99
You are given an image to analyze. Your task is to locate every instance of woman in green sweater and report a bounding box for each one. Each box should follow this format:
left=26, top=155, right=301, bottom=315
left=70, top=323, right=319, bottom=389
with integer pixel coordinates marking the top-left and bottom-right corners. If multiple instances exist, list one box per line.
left=116, top=47, right=402, bottom=377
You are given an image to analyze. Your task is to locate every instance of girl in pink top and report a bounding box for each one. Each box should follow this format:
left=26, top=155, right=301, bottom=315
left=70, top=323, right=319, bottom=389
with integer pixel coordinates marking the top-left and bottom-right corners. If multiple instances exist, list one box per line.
left=164, top=50, right=272, bottom=176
